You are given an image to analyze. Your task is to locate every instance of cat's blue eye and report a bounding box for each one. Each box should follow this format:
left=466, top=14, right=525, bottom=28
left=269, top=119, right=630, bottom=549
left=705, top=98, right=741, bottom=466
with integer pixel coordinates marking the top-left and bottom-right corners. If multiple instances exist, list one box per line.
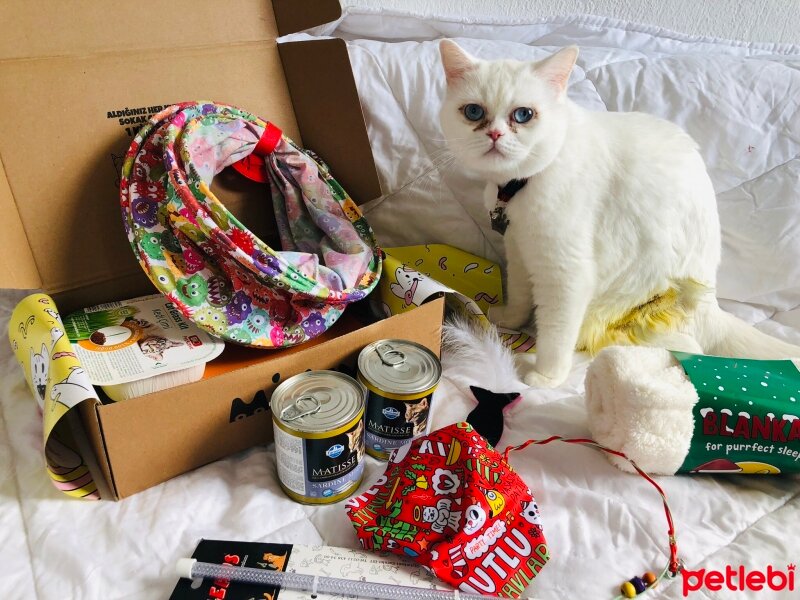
left=463, top=104, right=485, bottom=121
left=512, top=107, right=534, bottom=123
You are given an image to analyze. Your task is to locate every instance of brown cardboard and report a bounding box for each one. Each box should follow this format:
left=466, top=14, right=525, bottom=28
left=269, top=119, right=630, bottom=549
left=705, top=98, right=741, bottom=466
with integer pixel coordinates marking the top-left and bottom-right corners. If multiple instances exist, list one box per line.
left=0, top=0, right=381, bottom=307
left=0, top=0, right=443, bottom=499
left=0, top=154, right=39, bottom=289
left=279, top=38, right=381, bottom=204
left=96, top=299, right=444, bottom=499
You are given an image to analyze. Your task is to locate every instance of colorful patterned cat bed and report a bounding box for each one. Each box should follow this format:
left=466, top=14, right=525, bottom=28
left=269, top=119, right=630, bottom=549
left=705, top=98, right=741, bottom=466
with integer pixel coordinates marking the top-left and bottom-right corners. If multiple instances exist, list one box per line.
left=120, top=102, right=382, bottom=348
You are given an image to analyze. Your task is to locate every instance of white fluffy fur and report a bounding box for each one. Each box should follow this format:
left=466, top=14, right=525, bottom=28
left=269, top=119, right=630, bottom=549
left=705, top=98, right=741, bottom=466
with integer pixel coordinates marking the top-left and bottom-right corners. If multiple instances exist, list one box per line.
left=441, top=315, right=527, bottom=394
left=438, top=41, right=800, bottom=389
left=585, top=346, right=697, bottom=474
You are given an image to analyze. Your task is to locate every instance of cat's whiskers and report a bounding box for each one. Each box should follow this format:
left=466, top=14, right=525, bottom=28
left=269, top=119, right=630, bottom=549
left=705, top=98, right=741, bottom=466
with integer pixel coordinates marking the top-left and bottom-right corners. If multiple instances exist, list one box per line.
left=416, top=139, right=487, bottom=203
left=425, top=135, right=472, bottom=144
left=417, top=155, right=458, bottom=204
left=425, top=147, right=457, bottom=165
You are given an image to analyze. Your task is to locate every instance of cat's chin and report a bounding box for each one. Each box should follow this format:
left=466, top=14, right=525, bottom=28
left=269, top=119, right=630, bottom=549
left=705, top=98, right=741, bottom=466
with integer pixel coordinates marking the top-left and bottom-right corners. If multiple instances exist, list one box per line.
left=483, top=146, right=505, bottom=157
left=465, top=155, right=529, bottom=184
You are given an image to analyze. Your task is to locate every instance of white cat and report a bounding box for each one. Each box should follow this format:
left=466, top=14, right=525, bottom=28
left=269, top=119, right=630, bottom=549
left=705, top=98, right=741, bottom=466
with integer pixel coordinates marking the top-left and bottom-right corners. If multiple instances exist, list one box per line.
left=439, top=40, right=800, bottom=388
left=30, top=342, right=50, bottom=410
left=51, top=366, right=94, bottom=411
left=390, top=266, right=427, bottom=307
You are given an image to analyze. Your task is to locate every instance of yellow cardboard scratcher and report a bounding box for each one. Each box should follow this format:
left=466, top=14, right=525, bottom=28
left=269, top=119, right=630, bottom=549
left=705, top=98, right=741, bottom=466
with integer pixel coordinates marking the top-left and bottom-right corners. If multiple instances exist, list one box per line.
left=379, top=245, right=537, bottom=353
left=9, top=294, right=101, bottom=499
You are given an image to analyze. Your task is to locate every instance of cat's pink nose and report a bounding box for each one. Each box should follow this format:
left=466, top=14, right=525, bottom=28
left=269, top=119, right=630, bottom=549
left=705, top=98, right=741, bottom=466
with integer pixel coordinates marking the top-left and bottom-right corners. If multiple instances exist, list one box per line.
left=487, top=130, right=503, bottom=141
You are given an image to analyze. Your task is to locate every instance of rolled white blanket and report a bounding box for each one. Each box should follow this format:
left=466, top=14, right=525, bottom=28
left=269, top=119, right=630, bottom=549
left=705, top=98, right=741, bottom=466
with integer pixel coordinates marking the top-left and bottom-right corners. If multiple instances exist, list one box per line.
left=586, top=346, right=800, bottom=475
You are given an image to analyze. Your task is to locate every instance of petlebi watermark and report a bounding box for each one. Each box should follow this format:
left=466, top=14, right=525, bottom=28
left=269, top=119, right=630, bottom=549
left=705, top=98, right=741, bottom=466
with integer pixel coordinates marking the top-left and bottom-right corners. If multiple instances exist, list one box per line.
left=682, top=564, right=795, bottom=596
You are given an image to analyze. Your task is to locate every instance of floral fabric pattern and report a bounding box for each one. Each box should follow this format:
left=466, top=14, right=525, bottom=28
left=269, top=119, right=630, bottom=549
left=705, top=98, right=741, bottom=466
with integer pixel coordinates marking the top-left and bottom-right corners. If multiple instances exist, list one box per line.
left=120, top=102, right=381, bottom=348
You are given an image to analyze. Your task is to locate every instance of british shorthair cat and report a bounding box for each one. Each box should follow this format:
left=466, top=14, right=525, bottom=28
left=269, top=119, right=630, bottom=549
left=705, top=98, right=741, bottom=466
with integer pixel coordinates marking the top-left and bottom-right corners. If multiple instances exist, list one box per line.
left=438, top=40, right=800, bottom=388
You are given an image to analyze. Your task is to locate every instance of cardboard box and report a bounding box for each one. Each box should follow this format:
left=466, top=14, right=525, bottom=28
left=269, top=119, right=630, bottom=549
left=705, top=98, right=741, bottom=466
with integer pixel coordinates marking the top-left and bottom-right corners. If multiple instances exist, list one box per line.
left=0, top=0, right=444, bottom=499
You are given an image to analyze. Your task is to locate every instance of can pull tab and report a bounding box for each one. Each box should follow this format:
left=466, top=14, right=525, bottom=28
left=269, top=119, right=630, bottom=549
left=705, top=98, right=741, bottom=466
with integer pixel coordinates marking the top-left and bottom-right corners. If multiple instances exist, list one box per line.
left=280, top=395, right=321, bottom=421
left=376, top=343, right=406, bottom=367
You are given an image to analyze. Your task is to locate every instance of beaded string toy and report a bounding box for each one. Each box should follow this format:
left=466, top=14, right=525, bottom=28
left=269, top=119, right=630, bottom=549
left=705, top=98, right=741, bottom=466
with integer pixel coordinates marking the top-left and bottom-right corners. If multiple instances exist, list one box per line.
left=502, top=436, right=684, bottom=599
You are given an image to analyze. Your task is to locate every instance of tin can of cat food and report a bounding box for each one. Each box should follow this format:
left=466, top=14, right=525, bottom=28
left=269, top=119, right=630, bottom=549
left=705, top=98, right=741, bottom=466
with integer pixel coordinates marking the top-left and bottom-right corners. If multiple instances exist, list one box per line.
left=358, top=339, right=441, bottom=460
left=270, top=370, right=366, bottom=504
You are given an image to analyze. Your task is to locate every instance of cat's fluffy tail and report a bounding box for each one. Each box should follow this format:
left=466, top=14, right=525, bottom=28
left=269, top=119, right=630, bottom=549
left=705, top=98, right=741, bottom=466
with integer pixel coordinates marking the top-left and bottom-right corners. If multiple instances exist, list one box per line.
left=441, top=316, right=526, bottom=392
left=693, top=298, right=800, bottom=359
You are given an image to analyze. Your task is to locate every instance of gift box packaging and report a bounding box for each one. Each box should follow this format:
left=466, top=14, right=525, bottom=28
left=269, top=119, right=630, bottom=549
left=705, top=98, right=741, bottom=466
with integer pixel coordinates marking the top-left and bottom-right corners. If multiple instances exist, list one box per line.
left=0, top=0, right=444, bottom=499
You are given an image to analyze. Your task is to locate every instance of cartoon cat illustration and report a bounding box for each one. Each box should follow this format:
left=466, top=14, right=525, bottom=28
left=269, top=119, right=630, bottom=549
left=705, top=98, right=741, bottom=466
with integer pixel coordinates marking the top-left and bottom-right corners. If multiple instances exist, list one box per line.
left=463, top=504, right=487, bottom=536
left=51, top=366, right=94, bottom=411
left=30, top=342, right=50, bottom=410
left=405, top=397, right=429, bottom=436
left=422, top=498, right=462, bottom=533
left=229, top=390, right=269, bottom=423
left=520, top=500, right=542, bottom=526
left=50, top=326, right=65, bottom=348
left=390, top=267, right=427, bottom=307
left=138, top=336, right=182, bottom=361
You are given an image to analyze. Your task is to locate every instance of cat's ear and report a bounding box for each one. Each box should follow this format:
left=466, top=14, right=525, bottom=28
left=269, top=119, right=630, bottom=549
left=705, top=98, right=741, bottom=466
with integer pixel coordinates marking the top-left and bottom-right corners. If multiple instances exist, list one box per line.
left=439, top=39, right=476, bottom=84
left=535, top=46, right=579, bottom=97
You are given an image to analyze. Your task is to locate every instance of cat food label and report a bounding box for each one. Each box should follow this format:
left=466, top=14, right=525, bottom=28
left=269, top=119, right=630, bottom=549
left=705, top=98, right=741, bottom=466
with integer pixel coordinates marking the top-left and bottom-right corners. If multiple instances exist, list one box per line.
left=673, top=352, right=800, bottom=474
left=274, top=417, right=365, bottom=503
left=364, top=391, right=433, bottom=460
left=62, top=294, right=224, bottom=386
left=357, top=339, right=440, bottom=461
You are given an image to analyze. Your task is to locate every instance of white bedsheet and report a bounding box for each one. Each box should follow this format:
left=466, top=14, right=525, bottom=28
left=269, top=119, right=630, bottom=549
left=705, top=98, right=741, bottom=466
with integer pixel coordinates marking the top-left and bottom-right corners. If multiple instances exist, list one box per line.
left=2, top=11, right=799, bottom=600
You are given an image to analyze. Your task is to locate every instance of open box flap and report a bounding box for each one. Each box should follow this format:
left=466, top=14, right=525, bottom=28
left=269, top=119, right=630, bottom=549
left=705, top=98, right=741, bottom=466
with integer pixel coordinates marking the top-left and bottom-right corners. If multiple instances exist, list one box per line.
left=279, top=38, right=382, bottom=209
left=0, top=0, right=381, bottom=305
left=272, top=0, right=344, bottom=36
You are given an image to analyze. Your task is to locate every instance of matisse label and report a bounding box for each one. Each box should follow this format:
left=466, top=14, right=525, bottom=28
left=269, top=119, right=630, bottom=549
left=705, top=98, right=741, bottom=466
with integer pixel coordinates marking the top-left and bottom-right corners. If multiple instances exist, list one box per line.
left=364, top=390, right=433, bottom=460
left=274, top=418, right=364, bottom=502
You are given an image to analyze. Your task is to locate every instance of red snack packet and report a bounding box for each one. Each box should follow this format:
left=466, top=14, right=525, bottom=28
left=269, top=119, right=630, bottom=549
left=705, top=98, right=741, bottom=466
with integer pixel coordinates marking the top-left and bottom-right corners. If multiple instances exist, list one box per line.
left=345, top=422, right=549, bottom=597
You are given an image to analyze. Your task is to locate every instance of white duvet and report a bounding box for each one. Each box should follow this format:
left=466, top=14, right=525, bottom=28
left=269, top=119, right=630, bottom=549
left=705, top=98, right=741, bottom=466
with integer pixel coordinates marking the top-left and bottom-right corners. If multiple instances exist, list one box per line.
left=2, top=11, right=799, bottom=600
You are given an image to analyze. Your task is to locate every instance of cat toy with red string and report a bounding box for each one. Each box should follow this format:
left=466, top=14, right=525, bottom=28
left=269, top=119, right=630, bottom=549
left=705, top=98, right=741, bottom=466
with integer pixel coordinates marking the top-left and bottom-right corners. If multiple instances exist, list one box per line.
left=346, top=421, right=683, bottom=599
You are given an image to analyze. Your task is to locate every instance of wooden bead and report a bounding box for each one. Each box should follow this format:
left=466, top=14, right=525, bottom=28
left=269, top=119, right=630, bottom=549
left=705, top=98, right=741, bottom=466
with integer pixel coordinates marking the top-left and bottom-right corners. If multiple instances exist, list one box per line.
left=630, top=576, right=647, bottom=593
left=642, top=571, right=657, bottom=586
left=620, top=581, right=637, bottom=598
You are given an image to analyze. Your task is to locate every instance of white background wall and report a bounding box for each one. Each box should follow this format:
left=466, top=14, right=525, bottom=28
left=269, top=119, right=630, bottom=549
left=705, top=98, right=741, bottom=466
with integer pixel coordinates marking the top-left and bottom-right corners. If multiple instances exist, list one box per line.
left=343, top=0, right=800, bottom=45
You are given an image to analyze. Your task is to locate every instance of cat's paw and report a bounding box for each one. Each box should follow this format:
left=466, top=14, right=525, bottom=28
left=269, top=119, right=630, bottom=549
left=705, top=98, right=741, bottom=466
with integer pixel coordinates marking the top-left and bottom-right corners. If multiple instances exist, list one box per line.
left=523, top=369, right=566, bottom=389
left=488, top=305, right=530, bottom=330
